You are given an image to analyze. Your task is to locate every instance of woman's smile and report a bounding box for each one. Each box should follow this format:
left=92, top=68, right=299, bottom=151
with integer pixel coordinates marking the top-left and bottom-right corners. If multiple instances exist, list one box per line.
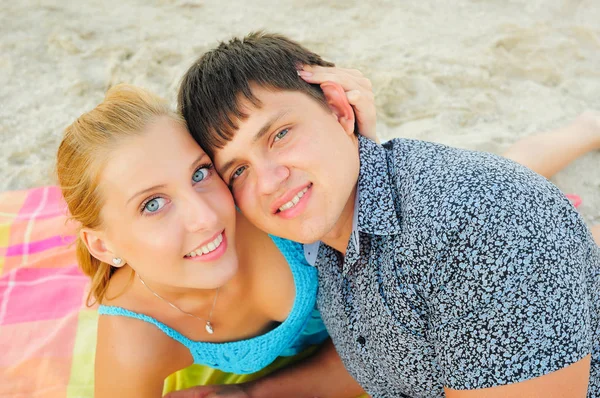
left=184, top=230, right=228, bottom=262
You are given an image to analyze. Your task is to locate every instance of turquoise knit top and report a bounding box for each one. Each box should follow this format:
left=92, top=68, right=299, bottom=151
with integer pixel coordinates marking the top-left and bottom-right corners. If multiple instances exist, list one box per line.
left=98, top=236, right=328, bottom=374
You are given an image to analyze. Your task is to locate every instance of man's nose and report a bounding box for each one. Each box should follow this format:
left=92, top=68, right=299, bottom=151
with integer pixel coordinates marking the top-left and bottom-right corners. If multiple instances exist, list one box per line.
left=255, top=161, right=290, bottom=196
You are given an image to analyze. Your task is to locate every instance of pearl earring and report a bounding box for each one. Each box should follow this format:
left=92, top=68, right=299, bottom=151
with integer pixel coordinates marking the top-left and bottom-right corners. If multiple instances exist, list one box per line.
left=112, top=257, right=123, bottom=266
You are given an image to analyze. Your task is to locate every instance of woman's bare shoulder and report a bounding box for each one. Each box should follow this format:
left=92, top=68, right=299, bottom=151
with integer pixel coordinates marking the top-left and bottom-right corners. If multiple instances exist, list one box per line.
left=95, top=311, right=192, bottom=396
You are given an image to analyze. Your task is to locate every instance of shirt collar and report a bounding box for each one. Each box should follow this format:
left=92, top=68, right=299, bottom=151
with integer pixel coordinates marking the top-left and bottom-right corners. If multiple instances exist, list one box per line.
left=355, top=135, right=402, bottom=236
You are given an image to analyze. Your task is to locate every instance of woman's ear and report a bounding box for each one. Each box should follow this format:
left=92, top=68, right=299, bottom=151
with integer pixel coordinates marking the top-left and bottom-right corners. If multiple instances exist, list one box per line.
left=320, top=81, right=356, bottom=136
left=80, top=229, right=125, bottom=268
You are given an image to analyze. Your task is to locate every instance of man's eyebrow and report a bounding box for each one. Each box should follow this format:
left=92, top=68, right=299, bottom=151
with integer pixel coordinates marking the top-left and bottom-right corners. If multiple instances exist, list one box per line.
left=252, top=109, right=291, bottom=144
left=126, top=154, right=208, bottom=205
left=218, top=109, right=291, bottom=178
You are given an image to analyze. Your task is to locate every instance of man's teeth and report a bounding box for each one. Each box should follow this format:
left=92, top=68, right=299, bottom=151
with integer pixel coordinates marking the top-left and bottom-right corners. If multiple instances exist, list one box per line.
left=279, top=187, right=309, bottom=212
left=185, top=233, right=224, bottom=257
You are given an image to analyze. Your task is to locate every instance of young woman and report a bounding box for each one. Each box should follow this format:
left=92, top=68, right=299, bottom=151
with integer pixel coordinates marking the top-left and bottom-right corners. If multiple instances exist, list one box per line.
left=56, top=70, right=375, bottom=398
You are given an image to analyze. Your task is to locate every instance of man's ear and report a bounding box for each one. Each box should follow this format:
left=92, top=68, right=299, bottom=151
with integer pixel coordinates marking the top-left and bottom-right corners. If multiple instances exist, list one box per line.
left=80, top=228, right=125, bottom=268
left=321, top=82, right=356, bottom=136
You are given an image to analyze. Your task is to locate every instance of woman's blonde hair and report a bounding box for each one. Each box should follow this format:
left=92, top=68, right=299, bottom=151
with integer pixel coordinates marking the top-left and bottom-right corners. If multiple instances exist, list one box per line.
left=56, top=84, right=184, bottom=305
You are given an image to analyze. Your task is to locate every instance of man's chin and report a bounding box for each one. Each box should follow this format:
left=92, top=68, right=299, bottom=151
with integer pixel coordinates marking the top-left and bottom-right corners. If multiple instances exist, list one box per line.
left=280, top=224, right=329, bottom=245
left=258, top=213, right=330, bottom=243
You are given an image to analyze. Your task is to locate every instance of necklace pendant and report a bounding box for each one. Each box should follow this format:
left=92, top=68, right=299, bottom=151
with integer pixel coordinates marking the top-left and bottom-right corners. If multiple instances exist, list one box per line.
left=205, top=321, right=214, bottom=334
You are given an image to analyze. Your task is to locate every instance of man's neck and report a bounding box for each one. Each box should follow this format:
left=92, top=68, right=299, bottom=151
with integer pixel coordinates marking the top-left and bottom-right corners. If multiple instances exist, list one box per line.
left=320, top=187, right=357, bottom=255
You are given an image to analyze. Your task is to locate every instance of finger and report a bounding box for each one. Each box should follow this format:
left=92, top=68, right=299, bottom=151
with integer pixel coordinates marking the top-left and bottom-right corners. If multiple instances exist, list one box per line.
left=343, top=90, right=377, bottom=135
left=334, top=67, right=364, bottom=78
left=303, top=65, right=364, bottom=78
left=299, top=65, right=365, bottom=84
left=300, top=71, right=372, bottom=93
left=345, top=89, right=362, bottom=105
left=299, top=68, right=366, bottom=86
left=345, top=89, right=375, bottom=110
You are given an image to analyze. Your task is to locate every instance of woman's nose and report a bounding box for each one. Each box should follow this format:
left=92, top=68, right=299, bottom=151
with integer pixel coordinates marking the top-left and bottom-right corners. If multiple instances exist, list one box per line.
left=182, top=195, right=220, bottom=233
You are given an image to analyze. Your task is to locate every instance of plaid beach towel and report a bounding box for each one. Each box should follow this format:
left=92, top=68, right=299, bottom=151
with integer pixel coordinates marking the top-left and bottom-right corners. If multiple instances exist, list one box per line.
left=0, top=186, right=95, bottom=398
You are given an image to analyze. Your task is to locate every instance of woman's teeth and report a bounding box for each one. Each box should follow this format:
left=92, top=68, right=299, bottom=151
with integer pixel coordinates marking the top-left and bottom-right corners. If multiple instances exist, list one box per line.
left=185, top=233, right=224, bottom=258
left=278, top=187, right=309, bottom=212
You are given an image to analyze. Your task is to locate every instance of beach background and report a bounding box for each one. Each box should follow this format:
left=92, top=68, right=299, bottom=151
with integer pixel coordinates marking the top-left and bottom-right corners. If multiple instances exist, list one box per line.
left=1, top=0, right=598, bottom=224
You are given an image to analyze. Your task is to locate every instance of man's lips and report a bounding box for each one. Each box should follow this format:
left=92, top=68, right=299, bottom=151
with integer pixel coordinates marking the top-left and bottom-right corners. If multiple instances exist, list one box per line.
left=270, top=183, right=313, bottom=214
left=276, top=185, right=312, bottom=220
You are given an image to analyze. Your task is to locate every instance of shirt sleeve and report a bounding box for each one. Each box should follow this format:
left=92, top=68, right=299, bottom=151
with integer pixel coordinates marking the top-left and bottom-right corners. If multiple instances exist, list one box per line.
left=430, top=157, right=598, bottom=390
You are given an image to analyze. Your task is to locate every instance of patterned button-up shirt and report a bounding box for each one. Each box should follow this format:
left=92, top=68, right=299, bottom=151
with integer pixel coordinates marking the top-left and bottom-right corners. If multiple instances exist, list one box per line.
left=313, top=136, right=600, bottom=397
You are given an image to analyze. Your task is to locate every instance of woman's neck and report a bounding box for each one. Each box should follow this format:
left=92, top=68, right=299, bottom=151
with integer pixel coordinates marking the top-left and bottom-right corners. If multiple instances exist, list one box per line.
left=101, top=215, right=281, bottom=342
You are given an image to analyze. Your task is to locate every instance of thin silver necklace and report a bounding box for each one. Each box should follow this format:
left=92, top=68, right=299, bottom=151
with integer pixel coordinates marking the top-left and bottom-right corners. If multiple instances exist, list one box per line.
left=137, top=273, right=219, bottom=334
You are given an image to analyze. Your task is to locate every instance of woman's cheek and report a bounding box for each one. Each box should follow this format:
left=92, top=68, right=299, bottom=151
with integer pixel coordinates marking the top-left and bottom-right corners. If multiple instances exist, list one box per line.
left=143, top=225, right=177, bottom=253
left=213, top=178, right=237, bottom=210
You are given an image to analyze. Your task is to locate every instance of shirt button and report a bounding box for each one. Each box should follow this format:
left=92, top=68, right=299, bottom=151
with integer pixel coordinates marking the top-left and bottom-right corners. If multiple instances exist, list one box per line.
left=357, top=336, right=366, bottom=346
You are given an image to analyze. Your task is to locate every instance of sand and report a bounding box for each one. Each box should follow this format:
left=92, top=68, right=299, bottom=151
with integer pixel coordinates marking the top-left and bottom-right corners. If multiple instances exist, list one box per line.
left=1, top=0, right=598, bottom=224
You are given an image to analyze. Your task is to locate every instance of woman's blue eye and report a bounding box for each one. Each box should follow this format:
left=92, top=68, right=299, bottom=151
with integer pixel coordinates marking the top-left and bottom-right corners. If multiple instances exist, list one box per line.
left=143, top=197, right=166, bottom=213
left=274, top=128, right=289, bottom=142
left=192, top=167, right=210, bottom=183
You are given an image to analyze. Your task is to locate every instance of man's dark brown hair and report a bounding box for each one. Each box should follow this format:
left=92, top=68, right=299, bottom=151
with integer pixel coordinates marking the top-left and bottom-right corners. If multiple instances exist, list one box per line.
left=177, top=31, right=334, bottom=157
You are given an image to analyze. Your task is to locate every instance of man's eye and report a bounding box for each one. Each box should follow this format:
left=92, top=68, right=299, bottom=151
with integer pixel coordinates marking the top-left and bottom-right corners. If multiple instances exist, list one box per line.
left=143, top=197, right=167, bottom=214
left=273, top=128, right=289, bottom=142
left=231, top=166, right=247, bottom=181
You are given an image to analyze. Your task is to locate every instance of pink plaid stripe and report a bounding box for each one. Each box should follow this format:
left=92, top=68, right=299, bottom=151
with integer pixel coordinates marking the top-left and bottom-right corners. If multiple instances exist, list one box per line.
left=4, top=235, right=76, bottom=257
left=16, top=186, right=67, bottom=221
left=0, top=266, right=87, bottom=326
left=0, top=186, right=96, bottom=397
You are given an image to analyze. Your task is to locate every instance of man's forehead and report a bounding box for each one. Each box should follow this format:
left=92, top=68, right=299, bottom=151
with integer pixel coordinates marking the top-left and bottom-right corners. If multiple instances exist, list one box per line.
left=228, top=89, right=298, bottom=134
left=211, top=86, right=317, bottom=165
left=238, top=84, right=310, bottom=112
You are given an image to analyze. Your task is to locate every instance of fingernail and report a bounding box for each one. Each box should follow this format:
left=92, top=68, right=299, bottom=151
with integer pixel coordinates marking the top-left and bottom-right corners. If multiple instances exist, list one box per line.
left=298, top=70, right=313, bottom=77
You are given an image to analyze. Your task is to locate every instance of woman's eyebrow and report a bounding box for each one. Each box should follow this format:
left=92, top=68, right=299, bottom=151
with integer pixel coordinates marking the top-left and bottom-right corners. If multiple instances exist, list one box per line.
left=189, top=153, right=208, bottom=172
left=126, top=154, right=208, bottom=205
left=127, top=184, right=167, bottom=205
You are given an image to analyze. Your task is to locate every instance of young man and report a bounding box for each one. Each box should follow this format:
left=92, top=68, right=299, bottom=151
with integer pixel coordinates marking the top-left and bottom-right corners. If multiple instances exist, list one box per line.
left=176, top=32, right=600, bottom=397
